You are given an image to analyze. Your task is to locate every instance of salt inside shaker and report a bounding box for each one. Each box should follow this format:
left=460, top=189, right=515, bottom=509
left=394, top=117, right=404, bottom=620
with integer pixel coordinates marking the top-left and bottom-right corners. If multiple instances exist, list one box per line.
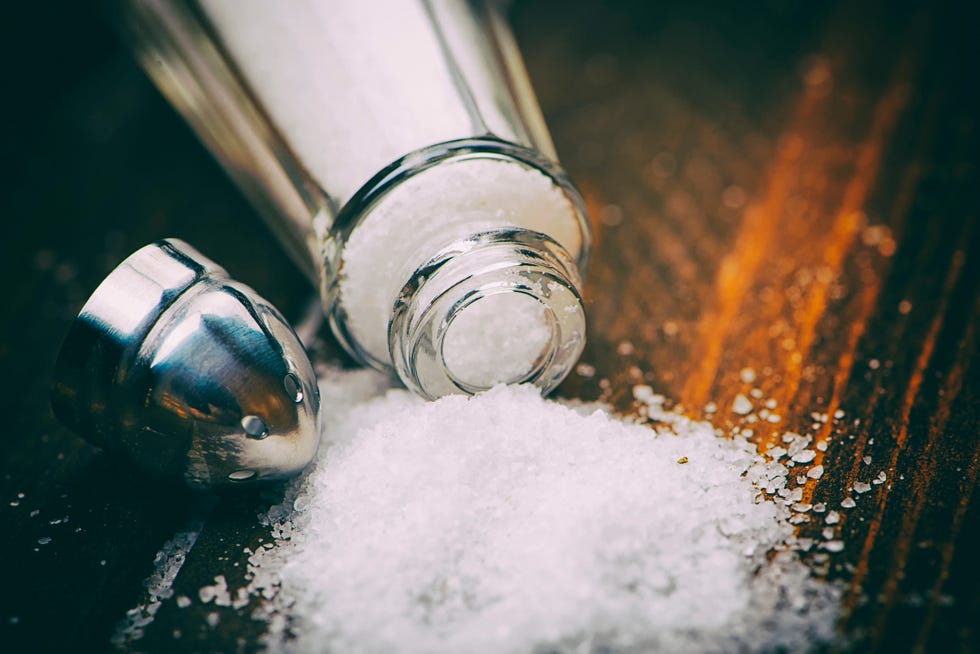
left=123, top=0, right=591, bottom=398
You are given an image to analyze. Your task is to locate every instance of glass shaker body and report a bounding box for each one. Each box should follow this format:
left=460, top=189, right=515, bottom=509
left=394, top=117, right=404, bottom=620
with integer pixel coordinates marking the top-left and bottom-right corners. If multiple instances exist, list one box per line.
left=123, top=0, right=591, bottom=398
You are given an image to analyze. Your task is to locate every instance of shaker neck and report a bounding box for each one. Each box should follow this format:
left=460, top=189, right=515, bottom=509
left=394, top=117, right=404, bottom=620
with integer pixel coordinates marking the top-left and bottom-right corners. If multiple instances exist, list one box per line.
left=389, top=228, right=586, bottom=400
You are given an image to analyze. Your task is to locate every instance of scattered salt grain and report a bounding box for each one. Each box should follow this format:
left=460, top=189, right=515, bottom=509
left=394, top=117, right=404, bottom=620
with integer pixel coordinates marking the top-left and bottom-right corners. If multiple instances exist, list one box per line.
left=732, top=394, right=753, bottom=415
left=739, top=367, right=757, bottom=383
left=825, top=511, right=841, bottom=525
left=616, top=340, right=635, bottom=356
left=199, top=576, right=229, bottom=605
left=110, top=500, right=214, bottom=648
left=245, top=369, right=841, bottom=653
left=176, top=596, right=192, bottom=609
left=792, top=450, right=817, bottom=464
left=807, top=465, right=825, bottom=480
left=822, top=541, right=845, bottom=553
left=841, top=497, right=857, bottom=509
left=632, top=384, right=655, bottom=402
left=852, top=481, right=872, bottom=494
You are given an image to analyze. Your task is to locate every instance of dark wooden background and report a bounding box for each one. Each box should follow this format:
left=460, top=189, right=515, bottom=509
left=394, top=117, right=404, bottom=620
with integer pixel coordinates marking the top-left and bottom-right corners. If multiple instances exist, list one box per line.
left=1, top=0, right=978, bottom=652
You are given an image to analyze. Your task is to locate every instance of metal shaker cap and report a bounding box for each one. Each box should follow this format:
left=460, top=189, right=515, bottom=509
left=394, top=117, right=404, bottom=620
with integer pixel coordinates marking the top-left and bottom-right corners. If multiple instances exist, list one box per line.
left=51, top=239, right=320, bottom=489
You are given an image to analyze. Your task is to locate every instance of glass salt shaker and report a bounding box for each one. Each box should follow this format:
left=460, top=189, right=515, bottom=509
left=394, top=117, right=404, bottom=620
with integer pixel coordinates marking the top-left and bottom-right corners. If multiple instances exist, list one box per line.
left=122, top=0, right=591, bottom=399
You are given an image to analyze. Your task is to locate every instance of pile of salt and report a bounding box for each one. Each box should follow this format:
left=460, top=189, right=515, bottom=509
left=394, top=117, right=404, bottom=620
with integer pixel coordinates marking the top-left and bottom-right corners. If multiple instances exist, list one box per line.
left=243, top=368, right=841, bottom=653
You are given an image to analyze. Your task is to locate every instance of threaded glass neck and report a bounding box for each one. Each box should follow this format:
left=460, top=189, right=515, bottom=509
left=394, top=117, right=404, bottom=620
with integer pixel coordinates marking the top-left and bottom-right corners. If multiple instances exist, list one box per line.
left=389, top=228, right=586, bottom=399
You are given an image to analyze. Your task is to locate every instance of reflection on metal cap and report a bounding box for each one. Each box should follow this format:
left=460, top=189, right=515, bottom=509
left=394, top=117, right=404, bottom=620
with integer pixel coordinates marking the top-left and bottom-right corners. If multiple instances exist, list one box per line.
left=51, top=239, right=320, bottom=489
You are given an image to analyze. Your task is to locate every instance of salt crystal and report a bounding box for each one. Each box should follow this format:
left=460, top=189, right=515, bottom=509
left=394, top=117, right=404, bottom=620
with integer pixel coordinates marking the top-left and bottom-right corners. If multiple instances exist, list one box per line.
left=740, top=368, right=757, bottom=383
left=852, top=481, right=872, bottom=494
left=822, top=541, right=845, bottom=553
left=807, top=465, right=825, bottom=480
left=176, top=596, right=192, bottom=609
left=825, top=511, right=840, bottom=525
left=732, top=394, right=753, bottom=415
left=873, top=471, right=887, bottom=485
left=37, top=536, right=51, bottom=545
left=862, top=455, right=871, bottom=465
left=786, top=433, right=812, bottom=457
left=632, top=384, right=655, bottom=402
left=812, top=503, right=827, bottom=513
left=833, top=409, right=845, bottom=420
left=792, top=450, right=816, bottom=464
left=841, top=497, right=857, bottom=508
left=822, top=528, right=836, bottom=540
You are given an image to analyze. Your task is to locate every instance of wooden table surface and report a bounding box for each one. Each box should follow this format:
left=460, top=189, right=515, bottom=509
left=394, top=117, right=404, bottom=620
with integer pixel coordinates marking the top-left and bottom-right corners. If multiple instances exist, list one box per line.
left=1, top=0, right=977, bottom=652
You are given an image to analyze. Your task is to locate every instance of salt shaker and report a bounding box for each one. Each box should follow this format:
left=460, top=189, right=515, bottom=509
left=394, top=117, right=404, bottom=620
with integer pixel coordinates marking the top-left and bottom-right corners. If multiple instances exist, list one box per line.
left=122, top=0, right=591, bottom=399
